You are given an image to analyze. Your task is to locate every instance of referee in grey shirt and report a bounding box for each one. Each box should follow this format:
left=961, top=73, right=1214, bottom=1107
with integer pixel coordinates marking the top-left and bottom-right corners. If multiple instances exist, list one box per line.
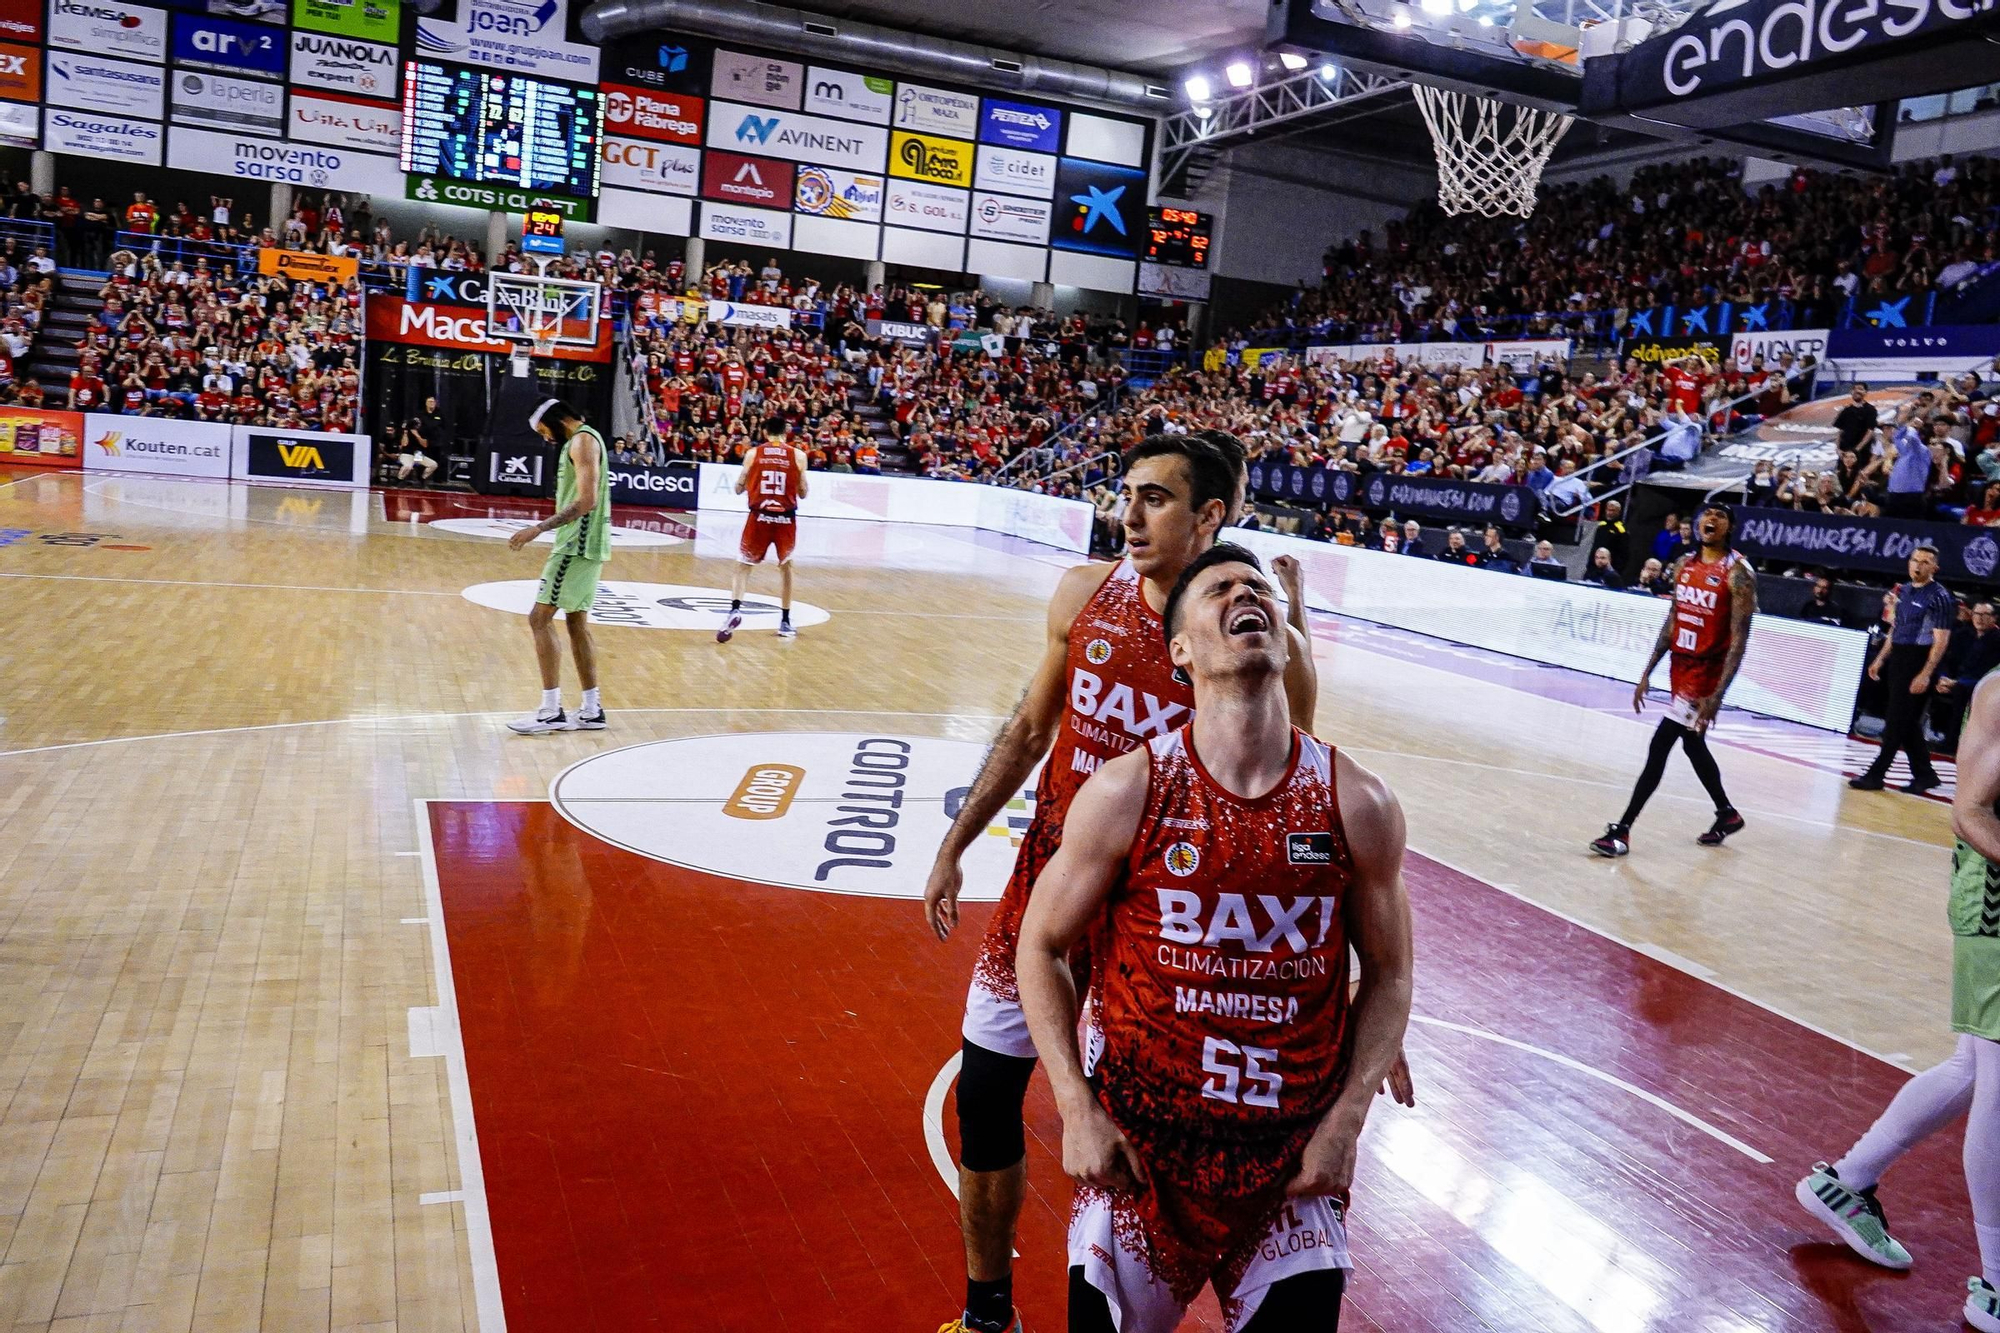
left=1852, top=544, right=1957, bottom=793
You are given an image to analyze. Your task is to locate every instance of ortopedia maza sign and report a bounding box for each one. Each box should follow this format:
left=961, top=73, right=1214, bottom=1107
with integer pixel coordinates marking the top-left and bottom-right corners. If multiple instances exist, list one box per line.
left=406, top=174, right=594, bottom=222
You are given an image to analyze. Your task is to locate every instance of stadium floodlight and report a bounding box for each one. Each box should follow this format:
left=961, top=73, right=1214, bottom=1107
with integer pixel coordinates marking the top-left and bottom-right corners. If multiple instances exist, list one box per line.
left=1476, top=14, right=1494, bottom=24
left=1278, top=52, right=1309, bottom=70
left=1391, top=7, right=1414, bottom=27
left=1225, top=60, right=1254, bottom=88
left=1420, top=0, right=1451, bottom=16
left=1184, top=74, right=1213, bottom=102
left=1318, top=62, right=1339, bottom=79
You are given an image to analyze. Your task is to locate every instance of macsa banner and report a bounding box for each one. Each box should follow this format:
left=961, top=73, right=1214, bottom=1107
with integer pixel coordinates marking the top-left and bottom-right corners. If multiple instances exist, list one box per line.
left=365, top=294, right=613, bottom=363
left=1733, top=507, right=2000, bottom=584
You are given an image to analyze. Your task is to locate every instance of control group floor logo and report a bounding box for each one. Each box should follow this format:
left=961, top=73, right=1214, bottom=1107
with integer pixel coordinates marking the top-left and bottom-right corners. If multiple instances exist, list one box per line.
left=461, top=580, right=831, bottom=632
left=551, top=732, right=1040, bottom=898
left=431, top=517, right=684, bottom=547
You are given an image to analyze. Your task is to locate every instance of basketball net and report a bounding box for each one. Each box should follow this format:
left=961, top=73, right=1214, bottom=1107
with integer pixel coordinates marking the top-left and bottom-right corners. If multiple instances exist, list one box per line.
left=1410, top=85, right=1574, bottom=218
left=511, top=326, right=559, bottom=378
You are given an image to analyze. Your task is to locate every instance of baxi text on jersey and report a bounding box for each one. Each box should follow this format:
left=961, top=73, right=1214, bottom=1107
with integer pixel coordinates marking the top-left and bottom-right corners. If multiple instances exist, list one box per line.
left=1158, top=888, right=1342, bottom=955
left=1068, top=667, right=1188, bottom=742
left=1675, top=583, right=1718, bottom=611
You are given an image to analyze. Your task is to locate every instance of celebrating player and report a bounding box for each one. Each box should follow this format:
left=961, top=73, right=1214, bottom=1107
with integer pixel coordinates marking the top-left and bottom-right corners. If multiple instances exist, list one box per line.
left=1591, top=502, right=1754, bottom=856
left=924, top=432, right=1325, bottom=1333
left=1794, top=670, right=2000, bottom=1333
left=506, top=398, right=610, bottom=734
left=718, top=418, right=807, bottom=643
left=1017, top=543, right=1414, bottom=1332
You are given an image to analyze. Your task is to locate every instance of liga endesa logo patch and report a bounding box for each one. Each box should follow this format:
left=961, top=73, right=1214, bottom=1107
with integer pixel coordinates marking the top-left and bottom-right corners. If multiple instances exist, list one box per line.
left=550, top=732, right=1043, bottom=898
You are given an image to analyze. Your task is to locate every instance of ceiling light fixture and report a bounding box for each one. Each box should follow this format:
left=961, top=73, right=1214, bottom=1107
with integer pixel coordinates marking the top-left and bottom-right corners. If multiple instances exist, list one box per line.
left=1319, top=62, right=1339, bottom=78
left=1225, top=60, right=1254, bottom=88
left=1391, top=7, right=1414, bottom=27
left=1278, top=52, right=1309, bottom=70
left=1184, top=74, right=1212, bottom=102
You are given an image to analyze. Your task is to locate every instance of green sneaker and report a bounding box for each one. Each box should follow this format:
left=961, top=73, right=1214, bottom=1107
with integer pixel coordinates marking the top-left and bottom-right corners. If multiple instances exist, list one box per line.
left=1795, top=1162, right=1912, bottom=1269
left=1968, top=1278, right=2000, bottom=1333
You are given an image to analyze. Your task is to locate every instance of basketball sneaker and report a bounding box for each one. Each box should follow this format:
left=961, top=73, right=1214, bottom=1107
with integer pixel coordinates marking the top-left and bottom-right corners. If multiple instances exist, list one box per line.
left=1589, top=823, right=1630, bottom=857
left=1794, top=1163, right=1912, bottom=1269
left=572, top=707, right=607, bottom=731
left=1697, top=808, right=1745, bottom=846
left=777, top=615, right=796, bottom=640
left=717, top=609, right=744, bottom=643
left=1969, top=1278, right=2000, bottom=1332
left=506, top=707, right=570, bottom=735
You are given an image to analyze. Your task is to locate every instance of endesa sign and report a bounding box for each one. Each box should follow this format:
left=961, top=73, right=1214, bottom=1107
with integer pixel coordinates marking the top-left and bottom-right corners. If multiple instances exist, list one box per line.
left=366, top=294, right=612, bottom=363
left=610, top=460, right=697, bottom=509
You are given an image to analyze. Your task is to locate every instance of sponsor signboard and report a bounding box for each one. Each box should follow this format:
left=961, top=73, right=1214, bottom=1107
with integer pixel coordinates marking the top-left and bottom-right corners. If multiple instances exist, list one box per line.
left=474, top=444, right=549, bottom=496
left=0, top=100, right=29, bottom=145
left=1671, top=385, right=1925, bottom=482
left=711, top=48, right=800, bottom=110
left=882, top=179, right=964, bottom=234
left=412, top=0, right=598, bottom=83
left=969, top=190, right=1049, bottom=244
left=0, top=40, right=40, bottom=101
left=406, top=174, right=594, bottom=222
left=1050, top=157, right=1144, bottom=258
left=979, top=97, right=1061, bottom=153
left=602, top=35, right=707, bottom=96
left=0, top=0, right=39, bottom=43
left=804, top=65, right=893, bottom=123
left=893, top=80, right=978, bottom=139
left=707, top=101, right=889, bottom=172
left=48, top=0, right=167, bottom=63
left=43, top=108, right=162, bottom=163
left=601, top=136, right=699, bottom=196
left=608, top=459, right=697, bottom=508
left=173, top=126, right=403, bottom=191
left=232, top=425, right=369, bottom=488
left=288, top=31, right=396, bottom=98
left=792, top=165, right=881, bottom=222
left=1735, top=507, right=2000, bottom=584
left=866, top=318, right=934, bottom=346
left=0, top=407, right=83, bottom=468
left=367, top=292, right=611, bottom=361
left=1314, top=468, right=1541, bottom=528
left=706, top=300, right=791, bottom=330
left=700, top=150, right=791, bottom=208
left=602, top=82, right=702, bottom=145
left=890, top=129, right=972, bottom=188
left=1063, top=110, right=1146, bottom=168
left=1730, top=327, right=1831, bottom=372
left=291, top=0, right=396, bottom=43
left=1487, top=338, right=1572, bottom=370
left=1824, top=324, right=2000, bottom=379
left=698, top=202, right=791, bottom=249
left=972, top=143, right=1055, bottom=199
left=257, top=247, right=358, bottom=282
left=82, top=414, right=230, bottom=478
left=45, top=51, right=164, bottom=119
left=169, top=69, right=282, bottom=136
left=287, top=88, right=400, bottom=152
left=172, top=14, right=284, bottom=77
left=1621, top=334, right=1724, bottom=366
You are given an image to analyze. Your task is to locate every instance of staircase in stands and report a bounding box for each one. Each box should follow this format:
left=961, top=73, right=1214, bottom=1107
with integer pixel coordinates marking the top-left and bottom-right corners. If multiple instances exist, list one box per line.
left=25, top=269, right=106, bottom=404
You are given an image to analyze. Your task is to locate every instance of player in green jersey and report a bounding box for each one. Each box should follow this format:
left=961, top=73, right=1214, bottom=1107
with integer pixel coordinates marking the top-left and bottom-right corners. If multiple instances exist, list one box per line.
left=507, top=398, right=611, bottom=734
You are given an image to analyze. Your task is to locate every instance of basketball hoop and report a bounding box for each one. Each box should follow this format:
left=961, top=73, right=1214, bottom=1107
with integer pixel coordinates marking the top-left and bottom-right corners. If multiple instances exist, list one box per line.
left=1410, top=85, right=1574, bottom=218
left=511, top=327, right=559, bottom=378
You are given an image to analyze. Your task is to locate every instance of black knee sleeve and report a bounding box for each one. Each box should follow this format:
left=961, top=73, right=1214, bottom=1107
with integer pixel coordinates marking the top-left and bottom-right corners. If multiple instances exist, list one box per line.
left=1241, top=1267, right=1348, bottom=1332
left=1068, top=1266, right=1117, bottom=1333
left=956, top=1039, right=1035, bottom=1172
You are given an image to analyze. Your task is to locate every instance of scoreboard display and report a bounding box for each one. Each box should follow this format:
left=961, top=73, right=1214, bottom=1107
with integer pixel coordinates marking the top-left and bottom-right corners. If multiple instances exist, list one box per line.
left=1145, top=207, right=1213, bottom=270
left=400, top=61, right=606, bottom=200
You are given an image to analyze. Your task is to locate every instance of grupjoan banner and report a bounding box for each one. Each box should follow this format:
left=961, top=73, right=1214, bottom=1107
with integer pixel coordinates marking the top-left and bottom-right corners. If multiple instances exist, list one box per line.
left=1733, top=506, right=2000, bottom=584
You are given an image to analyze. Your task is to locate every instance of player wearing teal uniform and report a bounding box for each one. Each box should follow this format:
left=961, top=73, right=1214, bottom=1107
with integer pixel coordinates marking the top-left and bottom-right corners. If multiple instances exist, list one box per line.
left=1795, top=671, right=2000, bottom=1332
left=507, top=398, right=611, bottom=734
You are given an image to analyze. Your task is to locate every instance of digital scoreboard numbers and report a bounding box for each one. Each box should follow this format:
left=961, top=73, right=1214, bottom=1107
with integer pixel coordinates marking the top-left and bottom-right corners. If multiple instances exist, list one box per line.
left=521, top=209, right=566, bottom=256
left=1145, top=207, right=1213, bottom=270
left=400, top=60, right=605, bottom=200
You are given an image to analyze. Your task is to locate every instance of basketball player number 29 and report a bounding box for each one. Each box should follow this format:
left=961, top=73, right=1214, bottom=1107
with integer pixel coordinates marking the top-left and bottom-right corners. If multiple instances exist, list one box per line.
left=759, top=471, right=788, bottom=497
left=1201, top=1037, right=1281, bottom=1108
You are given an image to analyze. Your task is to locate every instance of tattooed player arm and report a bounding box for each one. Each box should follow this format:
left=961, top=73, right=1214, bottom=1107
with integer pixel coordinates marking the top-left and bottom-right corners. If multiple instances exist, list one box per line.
left=1017, top=748, right=1150, bottom=1191
left=923, top=561, right=1117, bottom=940
left=1633, top=554, right=1688, bottom=712
left=1289, top=751, right=1413, bottom=1200
left=1695, top=560, right=1758, bottom=732
left=1955, top=675, right=2000, bottom=863
left=510, top=433, right=600, bottom=549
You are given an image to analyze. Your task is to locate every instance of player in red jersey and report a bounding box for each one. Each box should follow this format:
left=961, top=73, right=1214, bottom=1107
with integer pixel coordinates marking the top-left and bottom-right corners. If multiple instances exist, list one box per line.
left=1592, top=502, right=1757, bottom=856
left=1019, top=544, right=1413, bottom=1332
left=718, top=418, right=806, bottom=643
left=924, top=433, right=1326, bottom=1333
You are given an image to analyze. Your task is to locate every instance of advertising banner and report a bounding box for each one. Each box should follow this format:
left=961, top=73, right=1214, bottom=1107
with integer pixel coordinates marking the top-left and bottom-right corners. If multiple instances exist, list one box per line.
left=1672, top=385, right=1926, bottom=482
left=473, top=442, right=550, bottom=497
left=707, top=301, right=791, bottom=330
left=890, top=129, right=973, bottom=188
left=1050, top=157, right=1145, bottom=258
left=232, top=425, right=370, bottom=489
left=1621, top=334, right=1725, bottom=365
left=82, top=414, right=230, bottom=478
left=45, top=52, right=164, bottom=119
left=413, top=0, right=598, bottom=83
left=290, top=0, right=396, bottom=43
left=603, top=35, right=707, bottom=96
left=169, top=69, right=283, bottom=136
left=406, top=175, right=594, bottom=222
left=602, top=83, right=702, bottom=145
left=979, top=97, right=1061, bottom=153
left=172, top=127, right=403, bottom=191
left=711, top=48, right=801, bottom=110
left=258, top=247, right=359, bottom=283
left=172, top=14, right=284, bottom=76
left=0, top=40, right=38, bottom=101
left=972, top=143, right=1055, bottom=199
left=698, top=202, right=791, bottom=248
left=696, top=461, right=1091, bottom=554
left=0, top=0, right=39, bottom=43
left=0, top=101, right=30, bottom=146
left=885, top=179, right=967, bottom=234
left=43, top=109, right=163, bottom=164
left=706, top=101, right=889, bottom=172
left=1730, top=327, right=1830, bottom=371
left=1733, top=507, right=2000, bottom=584
left=1412, top=342, right=1489, bottom=369
left=793, top=165, right=882, bottom=222
left=601, top=136, right=699, bottom=196
left=700, top=150, right=791, bottom=208
left=892, top=81, right=979, bottom=139
left=1487, top=337, right=1572, bottom=370
left=1248, top=463, right=1543, bottom=528
left=287, top=31, right=397, bottom=99
left=0, top=407, right=83, bottom=468
left=804, top=66, right=893, bottom=124
left=287, top=88, right=400, bottom=152
left=609, top=459, right=697, bottom=509
left=1064, top=110, right=1146, bottom=168
left=48, top=0, right=167, bottom=62
left=367, top=293, right=613, bottom=362
left=866, top=318, right=934, bottom=345
left=969, top=191, right=1047, bottom=244
left=1824, top=325, right=2000, bottom=380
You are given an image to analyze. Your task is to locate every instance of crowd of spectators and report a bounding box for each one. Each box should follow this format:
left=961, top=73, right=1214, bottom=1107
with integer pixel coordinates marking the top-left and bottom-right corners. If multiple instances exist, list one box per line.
left=1244, top=154, right=2000, bottom=347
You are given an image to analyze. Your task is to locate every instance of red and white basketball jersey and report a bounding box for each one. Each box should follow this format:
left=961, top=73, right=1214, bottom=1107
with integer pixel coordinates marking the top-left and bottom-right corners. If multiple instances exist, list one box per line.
left=1671, top=550, right=1739, bottom=663
left=744, top=444, right=799, bottom=515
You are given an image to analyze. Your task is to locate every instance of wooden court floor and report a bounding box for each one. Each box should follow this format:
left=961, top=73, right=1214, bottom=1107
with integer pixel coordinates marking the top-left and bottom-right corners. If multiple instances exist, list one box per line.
left=0, top=467, right=1961, bottom=1331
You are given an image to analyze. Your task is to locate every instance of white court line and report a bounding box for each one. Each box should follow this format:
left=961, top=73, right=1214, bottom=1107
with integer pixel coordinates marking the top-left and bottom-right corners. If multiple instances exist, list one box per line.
left=415, top=798, right=507, bottom=1333
left=923, top=1051, right=964, bottom=1200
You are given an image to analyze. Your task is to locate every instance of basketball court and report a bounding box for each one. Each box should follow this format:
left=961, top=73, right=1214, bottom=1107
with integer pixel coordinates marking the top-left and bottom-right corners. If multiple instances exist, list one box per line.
left=0, top=468, right=1970, bottom=1329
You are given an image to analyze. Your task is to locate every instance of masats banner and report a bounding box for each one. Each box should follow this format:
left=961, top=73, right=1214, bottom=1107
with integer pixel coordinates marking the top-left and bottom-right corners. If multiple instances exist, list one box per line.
left=366, top=293, right=614, bottom=362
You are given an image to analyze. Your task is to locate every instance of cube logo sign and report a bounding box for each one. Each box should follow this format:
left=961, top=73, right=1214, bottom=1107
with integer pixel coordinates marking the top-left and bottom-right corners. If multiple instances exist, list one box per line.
left=604, top=36, right=708, bottom=94
left=1050, top=157, right=1146, bottom=259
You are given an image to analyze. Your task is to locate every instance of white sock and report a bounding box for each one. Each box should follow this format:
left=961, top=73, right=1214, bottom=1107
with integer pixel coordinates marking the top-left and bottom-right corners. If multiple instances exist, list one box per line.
left=581, top=687, right=600, bottom=713
left=541, top=688, right=561, bottom=714
left=1836, top=1034, right=1978, bottom=1188
left=1968, top=1037, right=2000, bottom=1286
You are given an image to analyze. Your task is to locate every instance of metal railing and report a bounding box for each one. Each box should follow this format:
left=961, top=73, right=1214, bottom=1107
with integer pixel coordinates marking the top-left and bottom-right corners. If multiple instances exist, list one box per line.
left=990, top=379, right=1129, bottom=483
